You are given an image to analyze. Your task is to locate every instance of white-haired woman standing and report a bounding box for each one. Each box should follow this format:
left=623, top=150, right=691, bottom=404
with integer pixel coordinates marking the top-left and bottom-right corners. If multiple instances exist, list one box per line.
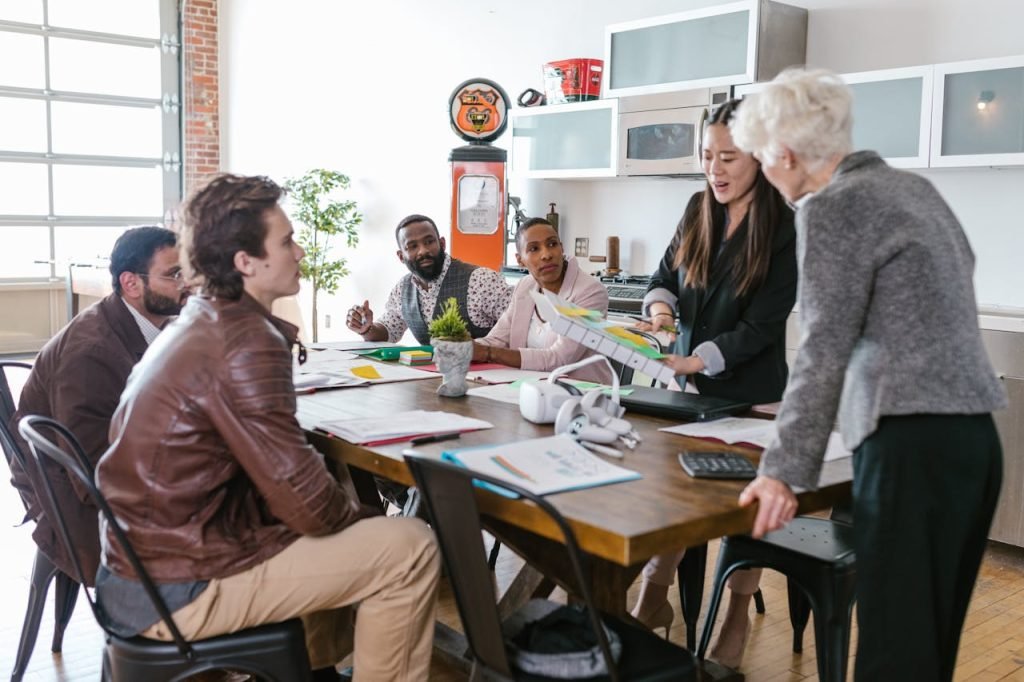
left=729, top=68, right=1006, bottom=680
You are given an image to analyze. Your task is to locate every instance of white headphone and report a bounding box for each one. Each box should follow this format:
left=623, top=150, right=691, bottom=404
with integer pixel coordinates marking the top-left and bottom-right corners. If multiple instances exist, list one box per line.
left=519, top=354, right=618, bottom=424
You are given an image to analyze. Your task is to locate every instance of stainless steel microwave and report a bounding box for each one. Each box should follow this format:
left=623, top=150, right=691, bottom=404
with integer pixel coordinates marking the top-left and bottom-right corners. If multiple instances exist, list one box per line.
left=617, top=88, right=731, bottom=176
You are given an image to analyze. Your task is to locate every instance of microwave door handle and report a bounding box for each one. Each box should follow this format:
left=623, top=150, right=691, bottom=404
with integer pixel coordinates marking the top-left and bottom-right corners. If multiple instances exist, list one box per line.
left=696, top=106, right=709, bottom=160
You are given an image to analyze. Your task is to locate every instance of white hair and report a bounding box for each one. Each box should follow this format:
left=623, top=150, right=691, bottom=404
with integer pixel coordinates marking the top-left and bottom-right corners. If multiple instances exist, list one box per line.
left=730, top=68, right=854, bottom=169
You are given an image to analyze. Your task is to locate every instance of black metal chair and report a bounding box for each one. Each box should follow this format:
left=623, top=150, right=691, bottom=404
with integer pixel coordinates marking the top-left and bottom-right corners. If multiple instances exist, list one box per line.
left=18, top=415, right=312, bottom=682
left=404, top=453, right=697, bottom=682
left=0, top=361, right=80, bottom=682
left=697, top=517, right=857, bottom=681
left=675, top=544, right=765, bottom=650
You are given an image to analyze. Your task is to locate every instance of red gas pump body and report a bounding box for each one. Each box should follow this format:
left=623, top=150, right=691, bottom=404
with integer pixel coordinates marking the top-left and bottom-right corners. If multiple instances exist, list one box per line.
left=449, top=146, right=506, bottom=272
left=446, top=78, right=510, bottom=272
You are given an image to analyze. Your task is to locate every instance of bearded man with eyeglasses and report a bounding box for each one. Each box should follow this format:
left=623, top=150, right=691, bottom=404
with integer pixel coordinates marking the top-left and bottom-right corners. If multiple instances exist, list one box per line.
left=9, top=226, right=191, bottom=586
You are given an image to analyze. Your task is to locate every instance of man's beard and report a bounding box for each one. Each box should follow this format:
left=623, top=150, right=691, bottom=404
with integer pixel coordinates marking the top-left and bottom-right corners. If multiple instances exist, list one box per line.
left=404, top=249, right=446, bottom=281
left=143, top=285, right=185, bottom=317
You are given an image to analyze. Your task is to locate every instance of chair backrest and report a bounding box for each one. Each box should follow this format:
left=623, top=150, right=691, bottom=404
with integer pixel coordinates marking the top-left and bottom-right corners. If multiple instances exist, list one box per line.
left=404, top=454, right=621, bottom=682
left=18, top=414, right=195, bottom=657
left=0, top=361, right=36, bottom=510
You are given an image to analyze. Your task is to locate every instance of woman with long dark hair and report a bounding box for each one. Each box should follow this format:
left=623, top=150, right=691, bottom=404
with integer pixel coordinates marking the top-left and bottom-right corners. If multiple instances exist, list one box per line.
left=632, top=99, right=798, bottom=669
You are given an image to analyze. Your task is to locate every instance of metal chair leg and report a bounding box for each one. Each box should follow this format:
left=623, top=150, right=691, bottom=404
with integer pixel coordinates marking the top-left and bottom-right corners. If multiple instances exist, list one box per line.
left=677, top=543, right=708, bottom=651
left=753, top=587, right=766, bottom=614
left=12, top=549, right=59, bottom=682
left=51, top=571, right=79, bottom=652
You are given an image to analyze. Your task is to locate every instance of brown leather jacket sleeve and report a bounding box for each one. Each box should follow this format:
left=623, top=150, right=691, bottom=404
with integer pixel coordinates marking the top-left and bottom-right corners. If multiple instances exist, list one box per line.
left=208, top=328, right=362, bottom=536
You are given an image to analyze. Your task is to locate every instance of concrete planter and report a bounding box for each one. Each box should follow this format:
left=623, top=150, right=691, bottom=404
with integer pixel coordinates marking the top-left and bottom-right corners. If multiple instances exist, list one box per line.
left=431, top=338, right=472, bottom=397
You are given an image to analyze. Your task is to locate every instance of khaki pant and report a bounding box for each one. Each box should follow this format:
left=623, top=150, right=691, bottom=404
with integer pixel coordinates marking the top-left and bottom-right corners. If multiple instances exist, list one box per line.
left=142, top=516, right=440, bottom=680
left=643, top=548, right=762, bottom=595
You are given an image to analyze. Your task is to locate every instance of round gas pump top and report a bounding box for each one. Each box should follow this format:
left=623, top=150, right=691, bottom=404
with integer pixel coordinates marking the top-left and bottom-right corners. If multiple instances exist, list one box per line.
left=448, top=78, right=510, bottom=144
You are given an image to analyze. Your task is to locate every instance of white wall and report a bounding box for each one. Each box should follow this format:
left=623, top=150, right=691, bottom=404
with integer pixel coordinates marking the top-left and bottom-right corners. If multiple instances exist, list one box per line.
left=219, top=0, right=1024, bottom=341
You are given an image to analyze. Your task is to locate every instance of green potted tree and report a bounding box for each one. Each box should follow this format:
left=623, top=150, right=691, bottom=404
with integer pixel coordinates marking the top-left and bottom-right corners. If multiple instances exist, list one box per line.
left=428, top=297, right=473, bottom=397
left=284, top=169, right=362, bottom=342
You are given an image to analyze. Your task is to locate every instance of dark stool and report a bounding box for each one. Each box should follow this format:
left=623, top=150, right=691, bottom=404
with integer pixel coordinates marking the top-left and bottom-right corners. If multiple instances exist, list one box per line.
left=697, top=517, right=857, bottom=681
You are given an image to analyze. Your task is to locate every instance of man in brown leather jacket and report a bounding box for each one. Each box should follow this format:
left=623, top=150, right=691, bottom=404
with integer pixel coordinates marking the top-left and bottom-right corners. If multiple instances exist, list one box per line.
left=95, top=175, right=440, bottom=681
left=10, top=226, right=187, bottom=586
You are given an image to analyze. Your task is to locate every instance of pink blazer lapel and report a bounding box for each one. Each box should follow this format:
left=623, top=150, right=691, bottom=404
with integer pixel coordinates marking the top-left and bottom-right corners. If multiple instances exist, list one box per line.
left=507, top=259, right=582, bottom=350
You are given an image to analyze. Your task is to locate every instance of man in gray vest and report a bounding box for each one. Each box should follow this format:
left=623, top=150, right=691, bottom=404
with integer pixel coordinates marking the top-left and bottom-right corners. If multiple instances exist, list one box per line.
left=346, top=214, right=510, bottom=344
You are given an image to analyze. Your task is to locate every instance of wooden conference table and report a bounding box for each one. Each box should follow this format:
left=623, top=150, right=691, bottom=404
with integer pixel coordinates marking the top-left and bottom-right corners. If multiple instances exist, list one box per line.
left=301, top=377, right=853, bottom=622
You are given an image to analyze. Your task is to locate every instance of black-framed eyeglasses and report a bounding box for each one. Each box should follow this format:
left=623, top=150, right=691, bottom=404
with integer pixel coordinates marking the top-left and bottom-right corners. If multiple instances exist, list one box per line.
left=135, top=271, right=187, bottom=287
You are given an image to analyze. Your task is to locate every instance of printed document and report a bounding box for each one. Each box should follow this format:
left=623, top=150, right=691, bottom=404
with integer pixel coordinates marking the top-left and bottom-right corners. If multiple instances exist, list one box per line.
left=442, top=434, right=641, bottom=496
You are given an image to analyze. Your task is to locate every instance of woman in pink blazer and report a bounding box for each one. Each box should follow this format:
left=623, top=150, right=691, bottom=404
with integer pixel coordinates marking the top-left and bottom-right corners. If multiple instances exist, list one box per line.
left=472, top=218, right=611, bottom=383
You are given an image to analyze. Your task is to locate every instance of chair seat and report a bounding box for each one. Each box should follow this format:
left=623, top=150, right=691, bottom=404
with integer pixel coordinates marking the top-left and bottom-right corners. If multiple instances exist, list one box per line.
left=104, top=619, right=309, bottom=680
left=742, top=516, right=855, bottom=565
left=510, top=602, right=697, bottom=682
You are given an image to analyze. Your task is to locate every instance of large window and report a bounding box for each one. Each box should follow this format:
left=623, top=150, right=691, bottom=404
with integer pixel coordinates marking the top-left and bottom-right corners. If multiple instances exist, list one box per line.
left=0, top=0, right=181, bottom=281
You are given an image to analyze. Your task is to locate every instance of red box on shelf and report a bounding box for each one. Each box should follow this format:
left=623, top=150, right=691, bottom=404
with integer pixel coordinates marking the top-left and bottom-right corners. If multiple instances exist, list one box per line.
left=542, top=58, right=604, bottom=104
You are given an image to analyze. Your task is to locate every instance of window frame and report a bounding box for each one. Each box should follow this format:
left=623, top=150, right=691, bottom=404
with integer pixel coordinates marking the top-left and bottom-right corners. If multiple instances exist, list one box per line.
left=0, top=0, right=181, bottom=282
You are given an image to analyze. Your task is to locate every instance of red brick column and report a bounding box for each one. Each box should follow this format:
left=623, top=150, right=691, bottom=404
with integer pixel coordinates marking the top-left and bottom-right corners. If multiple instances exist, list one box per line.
left=182, top=0, right=220, bottom=194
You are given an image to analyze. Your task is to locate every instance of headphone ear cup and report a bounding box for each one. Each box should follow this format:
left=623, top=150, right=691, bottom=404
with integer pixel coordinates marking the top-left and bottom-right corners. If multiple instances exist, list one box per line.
left=554, top=398, right=583, bottom=435
left=581, top=388, right=617, bottom=417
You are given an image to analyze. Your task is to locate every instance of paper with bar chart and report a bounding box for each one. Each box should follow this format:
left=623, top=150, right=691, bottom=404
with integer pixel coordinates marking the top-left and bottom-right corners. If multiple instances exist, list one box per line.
left=530, top=289, right=677, bottom=386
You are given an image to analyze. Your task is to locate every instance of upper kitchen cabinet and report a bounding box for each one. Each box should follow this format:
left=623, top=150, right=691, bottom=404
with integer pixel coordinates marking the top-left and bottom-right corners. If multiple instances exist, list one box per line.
left=509, top=99, right=618, bottom=179
left=931, top=55, right=1024, bottom=167
left=843, top=66, right=933, bottom=168
left=735, top=66, right=934, bottom=168
left=604, top=0, right=807, bottom=98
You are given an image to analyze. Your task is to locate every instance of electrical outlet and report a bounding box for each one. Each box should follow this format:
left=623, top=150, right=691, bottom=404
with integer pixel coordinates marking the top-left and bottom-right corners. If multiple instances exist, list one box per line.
left=324, top=314, right=331, bottom=328
left=574, top=238, right=589, bottom=257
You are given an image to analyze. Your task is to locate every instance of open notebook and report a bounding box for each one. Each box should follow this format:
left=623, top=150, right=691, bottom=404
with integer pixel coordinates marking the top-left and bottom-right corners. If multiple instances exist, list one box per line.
left=441, top=434, right=641, bottom=497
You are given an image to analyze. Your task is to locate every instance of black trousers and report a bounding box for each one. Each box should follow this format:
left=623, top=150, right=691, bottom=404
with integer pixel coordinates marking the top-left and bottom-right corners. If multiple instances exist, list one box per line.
left=852, top=413, right=1002, bottom=682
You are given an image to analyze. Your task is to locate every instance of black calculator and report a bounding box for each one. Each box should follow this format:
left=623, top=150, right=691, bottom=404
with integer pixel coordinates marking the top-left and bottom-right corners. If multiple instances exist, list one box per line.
left=678, top=451, right=757, bottom=480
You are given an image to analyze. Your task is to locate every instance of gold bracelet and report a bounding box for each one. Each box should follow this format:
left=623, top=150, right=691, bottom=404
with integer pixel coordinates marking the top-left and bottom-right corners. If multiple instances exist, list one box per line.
left=486, top=346, right=493, bottom=363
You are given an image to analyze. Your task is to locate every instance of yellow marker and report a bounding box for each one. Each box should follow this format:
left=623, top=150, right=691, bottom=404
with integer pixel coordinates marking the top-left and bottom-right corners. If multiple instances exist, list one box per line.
left=351, top=365, right=383, bottom=380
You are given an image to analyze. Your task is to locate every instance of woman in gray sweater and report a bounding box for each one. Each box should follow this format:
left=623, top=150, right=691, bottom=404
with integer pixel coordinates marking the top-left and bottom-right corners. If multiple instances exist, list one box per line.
left=730, top=69, right=1006, bottom=681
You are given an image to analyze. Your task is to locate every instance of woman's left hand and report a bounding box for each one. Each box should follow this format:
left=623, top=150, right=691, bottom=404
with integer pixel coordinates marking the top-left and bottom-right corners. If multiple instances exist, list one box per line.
left=663, top=354, right=705, bottom=376
left=739, top=475, right=798, bottom=538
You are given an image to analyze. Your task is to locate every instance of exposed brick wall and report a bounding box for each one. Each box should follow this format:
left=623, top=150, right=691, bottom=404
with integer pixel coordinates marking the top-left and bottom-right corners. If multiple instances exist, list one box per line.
left=182, top=0, right=220, bottom=195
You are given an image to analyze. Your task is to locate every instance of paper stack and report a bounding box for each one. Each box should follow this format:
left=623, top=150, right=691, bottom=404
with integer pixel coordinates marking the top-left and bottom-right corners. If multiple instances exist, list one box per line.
left=659, top=417, right=853, bottom=462
left=317, top=409, right=493, bottom=445
left=399, top=349, right=433, bottom=366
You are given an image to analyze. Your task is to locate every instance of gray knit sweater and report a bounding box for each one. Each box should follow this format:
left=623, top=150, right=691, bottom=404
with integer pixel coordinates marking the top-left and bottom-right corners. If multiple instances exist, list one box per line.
left=760, top=151, right=1007, bottom=490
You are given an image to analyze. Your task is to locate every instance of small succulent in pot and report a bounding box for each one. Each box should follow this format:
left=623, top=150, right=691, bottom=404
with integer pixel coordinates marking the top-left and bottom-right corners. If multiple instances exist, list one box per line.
left=429, top=297, right=473, bottom=397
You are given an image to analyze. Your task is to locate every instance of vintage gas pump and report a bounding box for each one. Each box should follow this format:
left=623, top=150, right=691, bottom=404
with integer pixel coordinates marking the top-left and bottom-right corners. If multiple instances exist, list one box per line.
left=447, top=78, right=510, bottom=272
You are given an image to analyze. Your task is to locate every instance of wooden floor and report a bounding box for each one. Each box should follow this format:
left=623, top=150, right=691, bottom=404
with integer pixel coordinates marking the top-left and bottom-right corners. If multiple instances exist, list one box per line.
left=2, top=476, right=1023, bottom=682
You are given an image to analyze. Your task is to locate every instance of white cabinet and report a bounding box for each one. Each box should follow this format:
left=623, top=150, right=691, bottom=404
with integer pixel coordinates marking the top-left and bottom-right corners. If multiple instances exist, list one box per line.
left=735, top=66, right=934, bottom=168
left=509, top=99, right=618, bottom=179
left=843, top=66, right=933, bottom=168
left=604, top=0, right=807, bottom=98
left=931, top=55, right=1024, bottom=167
